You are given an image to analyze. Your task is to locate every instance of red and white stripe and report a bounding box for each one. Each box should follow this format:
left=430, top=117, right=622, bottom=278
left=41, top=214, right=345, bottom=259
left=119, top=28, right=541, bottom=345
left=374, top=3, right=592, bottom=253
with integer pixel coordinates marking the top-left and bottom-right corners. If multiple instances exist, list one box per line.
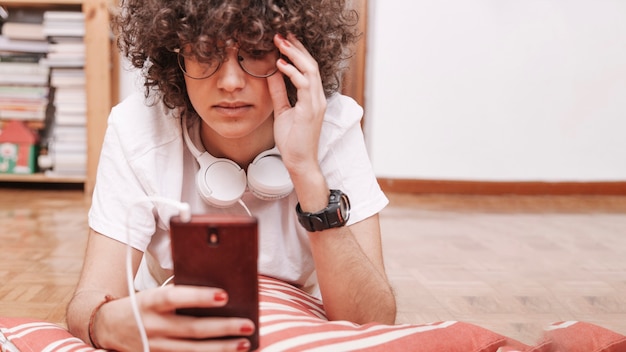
left=0, top=277, right=536, bottom=351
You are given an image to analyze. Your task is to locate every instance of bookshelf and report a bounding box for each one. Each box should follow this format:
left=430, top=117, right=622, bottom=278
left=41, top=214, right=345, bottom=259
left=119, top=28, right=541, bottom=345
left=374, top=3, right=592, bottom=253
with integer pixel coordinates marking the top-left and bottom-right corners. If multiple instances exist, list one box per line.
left=0, top=0, right=114, bottom=195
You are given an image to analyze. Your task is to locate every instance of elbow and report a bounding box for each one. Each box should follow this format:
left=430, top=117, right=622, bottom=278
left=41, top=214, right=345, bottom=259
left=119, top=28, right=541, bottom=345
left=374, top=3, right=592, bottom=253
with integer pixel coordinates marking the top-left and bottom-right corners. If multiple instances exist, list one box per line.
left=338, top=289, right=397, bottom=325
left=65, top=296, right=81, bottom=338
left=372, top=291, right=397, bottom=325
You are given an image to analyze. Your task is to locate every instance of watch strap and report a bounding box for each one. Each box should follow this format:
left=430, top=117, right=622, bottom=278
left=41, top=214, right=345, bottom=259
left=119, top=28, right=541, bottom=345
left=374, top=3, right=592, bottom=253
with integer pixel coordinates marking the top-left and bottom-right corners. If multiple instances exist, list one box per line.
left=296, top=189, right=350, bottom=232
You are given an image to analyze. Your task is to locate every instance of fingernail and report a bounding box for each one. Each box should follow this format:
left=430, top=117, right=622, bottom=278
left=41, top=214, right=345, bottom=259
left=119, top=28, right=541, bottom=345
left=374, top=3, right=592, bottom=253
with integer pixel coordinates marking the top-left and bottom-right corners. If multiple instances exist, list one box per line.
left=277, top=34, right=290, bottom=47
left=214, top=291, right=227, bottom=302
left=240, top=324, right=254, bottom=334
left=237, top=340, right=251, bottom=351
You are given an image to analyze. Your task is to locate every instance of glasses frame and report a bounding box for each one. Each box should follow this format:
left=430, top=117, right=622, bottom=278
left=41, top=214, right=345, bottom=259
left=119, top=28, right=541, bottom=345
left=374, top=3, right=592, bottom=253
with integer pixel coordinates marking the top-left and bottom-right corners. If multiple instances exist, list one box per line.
left=174, top=47, right=280, bottom=79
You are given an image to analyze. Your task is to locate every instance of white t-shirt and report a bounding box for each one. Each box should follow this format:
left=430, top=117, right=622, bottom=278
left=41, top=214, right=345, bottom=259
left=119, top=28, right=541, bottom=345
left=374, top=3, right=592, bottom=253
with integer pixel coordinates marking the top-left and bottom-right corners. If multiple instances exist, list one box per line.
left=89, top=92, right=388, bottom=295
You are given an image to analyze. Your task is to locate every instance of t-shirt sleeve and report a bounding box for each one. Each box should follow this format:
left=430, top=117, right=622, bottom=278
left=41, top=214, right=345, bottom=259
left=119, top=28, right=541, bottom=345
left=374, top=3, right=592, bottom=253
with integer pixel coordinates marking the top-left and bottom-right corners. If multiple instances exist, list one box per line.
left=88, top=108, right=156, bottom=251
left=319, top=95, right=388, bottom=225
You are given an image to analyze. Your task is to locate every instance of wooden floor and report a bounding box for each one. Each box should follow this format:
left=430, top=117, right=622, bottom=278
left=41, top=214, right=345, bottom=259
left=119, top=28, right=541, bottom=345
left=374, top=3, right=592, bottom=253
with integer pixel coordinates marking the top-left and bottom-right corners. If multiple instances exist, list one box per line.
left=1, top=186, right=625, bottom=346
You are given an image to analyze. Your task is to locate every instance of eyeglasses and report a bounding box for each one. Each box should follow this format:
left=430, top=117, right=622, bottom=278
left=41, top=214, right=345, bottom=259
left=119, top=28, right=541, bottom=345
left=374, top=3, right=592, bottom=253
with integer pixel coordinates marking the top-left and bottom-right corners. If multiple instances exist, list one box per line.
left=175, top=47, right=280, bottom=79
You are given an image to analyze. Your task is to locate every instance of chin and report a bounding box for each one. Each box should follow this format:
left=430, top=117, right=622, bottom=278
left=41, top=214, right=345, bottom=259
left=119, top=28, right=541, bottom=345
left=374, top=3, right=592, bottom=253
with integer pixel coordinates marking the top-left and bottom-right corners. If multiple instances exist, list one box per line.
left=216, top=126, right=257, bottom=140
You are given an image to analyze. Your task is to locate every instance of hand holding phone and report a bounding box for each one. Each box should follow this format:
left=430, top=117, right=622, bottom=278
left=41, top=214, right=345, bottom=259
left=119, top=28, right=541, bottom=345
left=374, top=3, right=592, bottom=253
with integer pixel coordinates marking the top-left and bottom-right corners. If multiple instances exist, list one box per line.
left=170, top=214, right=259, bottom=349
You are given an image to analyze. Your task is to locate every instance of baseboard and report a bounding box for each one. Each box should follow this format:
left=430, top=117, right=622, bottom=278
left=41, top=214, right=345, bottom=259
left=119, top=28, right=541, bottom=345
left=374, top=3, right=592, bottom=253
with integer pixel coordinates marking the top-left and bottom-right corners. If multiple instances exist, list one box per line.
left=377, top=178, right=626, bottom=195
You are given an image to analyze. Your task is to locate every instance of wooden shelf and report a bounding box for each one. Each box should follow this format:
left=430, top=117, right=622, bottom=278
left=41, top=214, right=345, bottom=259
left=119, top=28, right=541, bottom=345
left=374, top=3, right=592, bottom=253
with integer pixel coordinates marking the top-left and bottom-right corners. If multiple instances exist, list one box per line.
left=0, top=0, right=83, bottom=5
left=0, top=173, right=84, bottom=184
left=0, top=0, right=114, bottom=194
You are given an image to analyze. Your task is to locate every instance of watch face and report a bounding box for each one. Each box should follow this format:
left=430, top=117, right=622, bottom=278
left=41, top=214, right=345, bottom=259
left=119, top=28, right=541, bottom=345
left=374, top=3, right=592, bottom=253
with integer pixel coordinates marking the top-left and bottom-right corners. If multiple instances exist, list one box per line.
left=339, top=193, right=351, bottom=221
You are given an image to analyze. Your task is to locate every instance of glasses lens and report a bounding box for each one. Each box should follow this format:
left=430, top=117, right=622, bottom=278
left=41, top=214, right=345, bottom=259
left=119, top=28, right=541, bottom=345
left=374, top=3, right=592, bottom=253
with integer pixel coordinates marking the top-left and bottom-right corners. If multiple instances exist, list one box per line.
left=238, top=48, right=280, bottom=78
left=178, top=52, right=220, bottom=79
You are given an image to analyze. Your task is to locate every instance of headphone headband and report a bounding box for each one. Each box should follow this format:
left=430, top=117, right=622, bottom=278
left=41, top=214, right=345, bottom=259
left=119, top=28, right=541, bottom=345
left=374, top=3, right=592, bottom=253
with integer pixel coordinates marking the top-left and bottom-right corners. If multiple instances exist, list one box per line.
left=182, top=115, right=293, bottom=207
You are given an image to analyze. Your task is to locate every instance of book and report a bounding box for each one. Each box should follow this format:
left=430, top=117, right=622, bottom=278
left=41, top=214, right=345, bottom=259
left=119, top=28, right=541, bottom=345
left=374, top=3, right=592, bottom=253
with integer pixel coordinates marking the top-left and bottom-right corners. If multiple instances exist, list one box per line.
left=54, top=112, right=86, bottom=126
left=0, top=52, right=45, bottom=63
left=41, top=38, right=85, bottom=68
left=0, top=97, right=49, bottom=106
left=47, top=36, right=83, bottom=44
left=50, top=139, right=86, bottom=153
left=55, top=99, right=85, bottom=113
left=48, top=42, right=85, bottom=54
left=0, top=106, right=47, bottom=120
left=49, top=154, right=87, bottom=174
left=0, top=35, right=49, bottom=53
left=48, top=121, right=87, bottom=176
left=40, top=56, right=85, bottom=68
left=53, top=86, right=85, bottom=103
left=43, top=11, right=85, bottom=22
left=51, top=125, right=86, bottom=140
left=42, top=11, right=85, bottom=38
left=1, top=22, right=45, bottom=41
left=50, top=68, right=85, bottom=86
left=0, top=85, right=49, bottom=100
left=0, top=73, right=49, bottom=85
left=0, top=61, right=48, bottom=75
left=42, top=26, right=85, bottom=38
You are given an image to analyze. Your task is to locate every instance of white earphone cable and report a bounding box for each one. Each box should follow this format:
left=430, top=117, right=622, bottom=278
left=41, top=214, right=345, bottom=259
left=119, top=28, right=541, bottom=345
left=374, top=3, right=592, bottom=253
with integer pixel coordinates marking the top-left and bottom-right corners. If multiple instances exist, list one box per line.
left=160, top=198, right=252, bottom=288
left=125, top=196, right=191, bottom=352
left=238, top=198, right=252, bottom=217
left=124, top=196, right=250, bottom=352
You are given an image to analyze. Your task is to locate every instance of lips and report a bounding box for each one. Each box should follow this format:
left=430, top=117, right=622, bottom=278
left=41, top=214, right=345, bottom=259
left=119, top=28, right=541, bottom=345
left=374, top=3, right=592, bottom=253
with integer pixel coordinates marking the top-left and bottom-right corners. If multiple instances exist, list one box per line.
left=215, top=101, right=250, bottom=108
left=213, top=102, right=253, bottom=116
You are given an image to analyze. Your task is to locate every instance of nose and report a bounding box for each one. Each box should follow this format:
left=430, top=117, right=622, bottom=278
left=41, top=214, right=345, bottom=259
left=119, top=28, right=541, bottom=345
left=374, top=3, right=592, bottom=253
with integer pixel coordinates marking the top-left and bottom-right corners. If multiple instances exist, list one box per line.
left=215, top=50, right=246, bottom=92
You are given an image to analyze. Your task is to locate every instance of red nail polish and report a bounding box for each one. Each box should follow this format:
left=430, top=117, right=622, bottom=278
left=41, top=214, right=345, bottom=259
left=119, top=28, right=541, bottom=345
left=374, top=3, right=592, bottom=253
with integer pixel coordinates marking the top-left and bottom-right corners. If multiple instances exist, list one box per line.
left=237, top=340, right=251, bottom=351
left=278, top=34, right=290, bottom=47
left=240, top=324, right=254, bottom=334
left=214, top=291, right=227, bottom=302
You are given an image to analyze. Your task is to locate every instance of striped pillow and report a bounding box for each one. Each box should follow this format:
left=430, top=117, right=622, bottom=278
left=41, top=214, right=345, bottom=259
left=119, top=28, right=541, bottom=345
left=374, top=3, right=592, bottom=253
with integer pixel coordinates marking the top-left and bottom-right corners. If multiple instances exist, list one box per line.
left=258, top=276, right=526, bottom=352
left=0, top=318, right=94, bottom=352
left=535, top=321, right=626, bottom=352
left=1, top=276, right=622, bottom=351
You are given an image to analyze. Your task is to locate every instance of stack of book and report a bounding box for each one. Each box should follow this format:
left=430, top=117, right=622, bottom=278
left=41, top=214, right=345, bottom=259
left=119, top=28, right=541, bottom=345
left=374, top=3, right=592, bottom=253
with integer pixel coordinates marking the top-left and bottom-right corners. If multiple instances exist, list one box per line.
left=40, top=11, right=85, bottom=68
left=0, top=7, right=50, bottom=150
left=41, top=10, right=87, bottom=177
left=0, top=85, right=50, bottom=130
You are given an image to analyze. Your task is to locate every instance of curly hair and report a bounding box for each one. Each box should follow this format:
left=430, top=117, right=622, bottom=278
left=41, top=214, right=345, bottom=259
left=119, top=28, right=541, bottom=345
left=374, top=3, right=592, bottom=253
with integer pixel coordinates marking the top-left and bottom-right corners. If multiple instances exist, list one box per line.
left=112, top=0, right=360, bottom=114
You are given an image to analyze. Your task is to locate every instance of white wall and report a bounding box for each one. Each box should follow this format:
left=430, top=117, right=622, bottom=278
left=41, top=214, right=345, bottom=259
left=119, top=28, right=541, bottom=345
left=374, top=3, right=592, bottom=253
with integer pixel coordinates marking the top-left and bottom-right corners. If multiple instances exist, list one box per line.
left=118, top=1, right=626, bottom=182
left=365, top=0, right=626, bottom=181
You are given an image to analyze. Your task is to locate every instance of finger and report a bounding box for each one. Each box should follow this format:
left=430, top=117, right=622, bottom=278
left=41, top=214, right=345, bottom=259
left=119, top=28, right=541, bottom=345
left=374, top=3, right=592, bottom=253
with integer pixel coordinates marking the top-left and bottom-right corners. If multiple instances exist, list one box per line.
left=143, top=285, right=228, bottom=313
left=267, top=70, right=290, bottom=116
left=275, top=33, right=315, bottom=68
left=150, top=315, right=255, bottom=340
left=149, top=336, right=251, bottom=352
left=273, top=34, right=319, bottom=90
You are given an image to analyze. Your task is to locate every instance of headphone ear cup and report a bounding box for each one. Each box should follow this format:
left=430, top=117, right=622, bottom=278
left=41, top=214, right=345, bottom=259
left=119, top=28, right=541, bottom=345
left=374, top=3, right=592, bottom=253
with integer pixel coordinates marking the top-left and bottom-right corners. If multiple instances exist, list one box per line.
left=195, top=153, right=247, bottom=207
left=247, top=151, right=293, bottom=200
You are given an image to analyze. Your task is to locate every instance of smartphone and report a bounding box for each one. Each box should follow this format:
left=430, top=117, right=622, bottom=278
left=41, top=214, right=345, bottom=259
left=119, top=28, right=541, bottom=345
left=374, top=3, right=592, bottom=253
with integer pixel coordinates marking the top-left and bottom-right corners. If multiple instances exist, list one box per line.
left=170, top=214, right=259, bottom=349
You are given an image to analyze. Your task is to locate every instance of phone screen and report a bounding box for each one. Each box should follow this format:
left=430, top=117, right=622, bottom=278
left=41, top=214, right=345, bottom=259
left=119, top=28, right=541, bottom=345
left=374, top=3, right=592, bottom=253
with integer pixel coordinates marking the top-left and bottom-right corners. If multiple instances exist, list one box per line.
left=170, top=214, right=259, bottom=349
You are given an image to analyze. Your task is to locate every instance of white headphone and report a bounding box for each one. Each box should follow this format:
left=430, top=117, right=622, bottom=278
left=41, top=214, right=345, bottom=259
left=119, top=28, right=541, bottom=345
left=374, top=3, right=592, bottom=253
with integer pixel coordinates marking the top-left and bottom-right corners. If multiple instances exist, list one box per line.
left=182, top=115, right=293, bottom=207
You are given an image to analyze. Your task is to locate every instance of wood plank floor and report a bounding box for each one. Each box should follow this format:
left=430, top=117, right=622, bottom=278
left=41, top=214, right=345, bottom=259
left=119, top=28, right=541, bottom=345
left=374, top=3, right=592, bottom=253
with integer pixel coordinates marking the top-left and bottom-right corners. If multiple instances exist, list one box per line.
left=383, top=193, right=626, bottom=345
left=1, top=187, right=625, bottom=346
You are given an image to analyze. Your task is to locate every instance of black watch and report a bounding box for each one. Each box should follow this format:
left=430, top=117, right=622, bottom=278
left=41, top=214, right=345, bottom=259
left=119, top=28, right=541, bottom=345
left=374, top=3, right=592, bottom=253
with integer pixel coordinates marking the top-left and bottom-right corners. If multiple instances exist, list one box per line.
left=296, top=189, right=350, bottom=232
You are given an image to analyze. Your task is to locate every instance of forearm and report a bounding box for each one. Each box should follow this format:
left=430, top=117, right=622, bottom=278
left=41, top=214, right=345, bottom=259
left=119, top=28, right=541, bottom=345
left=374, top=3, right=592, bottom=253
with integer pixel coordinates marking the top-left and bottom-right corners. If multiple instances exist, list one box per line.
left=309, top=227, right=397, bottom=325
left=290, top=166, right=396, bottom=324
left=66, top=230, right=139, bottom=346
left=66, top=290, right=113, bottom=346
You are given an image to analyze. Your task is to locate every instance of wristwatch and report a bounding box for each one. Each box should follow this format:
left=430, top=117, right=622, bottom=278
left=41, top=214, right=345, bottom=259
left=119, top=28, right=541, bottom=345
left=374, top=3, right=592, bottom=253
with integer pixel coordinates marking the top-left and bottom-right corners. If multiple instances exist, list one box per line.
left=296, top=189, right=350, bottom=232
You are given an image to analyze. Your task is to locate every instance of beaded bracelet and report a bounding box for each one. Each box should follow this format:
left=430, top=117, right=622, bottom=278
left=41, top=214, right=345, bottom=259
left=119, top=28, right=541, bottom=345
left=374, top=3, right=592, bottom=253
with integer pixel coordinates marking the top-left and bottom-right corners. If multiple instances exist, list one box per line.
left=88, top=295, right=116, bottom=349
